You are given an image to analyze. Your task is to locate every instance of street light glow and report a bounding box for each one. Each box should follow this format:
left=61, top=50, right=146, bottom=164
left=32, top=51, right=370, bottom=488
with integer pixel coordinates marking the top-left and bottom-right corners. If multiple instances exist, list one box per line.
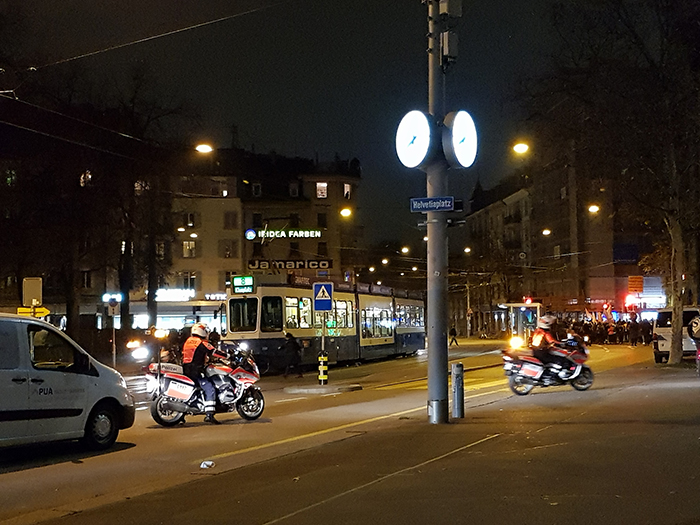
left=340, top=207, right=352, bottom=217
left=513, top=143, right=529, bottom=154
left=423, top=236, right=428, bottom=242
left=588, top=204, right=600, bottom=214
left=412, top=266, right=418, bottom=271
left=195, top=144, right=213, bottom=153
left=401, top=246, right=409, bottom=254
left=464, top=247, right=471, bottom=253
left=369, top=266, right=376, bottom=272
left=381, top=258, right=389, bottom=265
left=542, top=229, right=551, bottom=236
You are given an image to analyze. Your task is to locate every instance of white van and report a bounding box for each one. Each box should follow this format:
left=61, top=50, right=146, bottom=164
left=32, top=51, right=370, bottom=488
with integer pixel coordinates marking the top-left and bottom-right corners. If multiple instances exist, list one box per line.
left=652, top=307, right=700, bottom=363
left=0, top=313, right=135, bottom=449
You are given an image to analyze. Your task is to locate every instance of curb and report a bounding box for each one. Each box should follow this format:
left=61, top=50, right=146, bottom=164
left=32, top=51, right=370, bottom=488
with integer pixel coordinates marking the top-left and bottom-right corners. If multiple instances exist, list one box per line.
left=283, top=383, right=363, bottom=395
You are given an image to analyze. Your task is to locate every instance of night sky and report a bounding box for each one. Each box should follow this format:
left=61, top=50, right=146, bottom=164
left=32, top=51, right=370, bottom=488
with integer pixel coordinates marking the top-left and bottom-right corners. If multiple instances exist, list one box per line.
left=22, top=0, right=555, bottom=245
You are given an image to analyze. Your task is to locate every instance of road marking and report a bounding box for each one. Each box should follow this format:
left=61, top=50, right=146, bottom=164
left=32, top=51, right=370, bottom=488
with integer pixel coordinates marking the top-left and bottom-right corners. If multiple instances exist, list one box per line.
left=261, top=433, right=501, bottom=525
left=275, top=397, right=308, bottom=404
left=202, top=405, right=427, bottom=463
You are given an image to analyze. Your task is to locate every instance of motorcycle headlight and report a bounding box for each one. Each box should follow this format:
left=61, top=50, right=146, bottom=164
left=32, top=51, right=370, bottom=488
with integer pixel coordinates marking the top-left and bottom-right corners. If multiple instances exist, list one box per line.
left=509, top=336, right=524, bottom=350
left=238, top=342, right=249, bottom=351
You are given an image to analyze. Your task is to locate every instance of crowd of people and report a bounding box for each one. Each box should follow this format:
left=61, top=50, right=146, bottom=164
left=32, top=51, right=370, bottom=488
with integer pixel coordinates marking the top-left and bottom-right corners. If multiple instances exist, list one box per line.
left=553, top=316, right=653, bottom=346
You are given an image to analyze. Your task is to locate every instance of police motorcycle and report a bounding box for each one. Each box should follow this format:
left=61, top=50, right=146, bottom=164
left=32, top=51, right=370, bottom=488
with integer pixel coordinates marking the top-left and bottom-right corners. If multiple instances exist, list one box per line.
left=501, top=333, right=594, bottom=395
left=148, top=341, right=264, bottom=426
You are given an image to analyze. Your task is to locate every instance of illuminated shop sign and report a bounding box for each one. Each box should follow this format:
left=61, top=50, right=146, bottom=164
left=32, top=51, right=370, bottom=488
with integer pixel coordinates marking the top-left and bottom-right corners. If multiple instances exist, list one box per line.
left=244, top=229, right=322, bottom=240
left=247, top=259, right=333, bottom=270
left=154, top=289, right=196, bottom=302
left=205, top=293, right=228, bottom=301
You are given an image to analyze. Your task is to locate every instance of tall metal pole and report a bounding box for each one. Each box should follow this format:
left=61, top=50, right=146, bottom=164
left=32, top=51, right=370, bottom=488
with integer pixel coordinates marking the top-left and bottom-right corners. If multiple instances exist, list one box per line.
left=426, top=0, right=449, bottom=424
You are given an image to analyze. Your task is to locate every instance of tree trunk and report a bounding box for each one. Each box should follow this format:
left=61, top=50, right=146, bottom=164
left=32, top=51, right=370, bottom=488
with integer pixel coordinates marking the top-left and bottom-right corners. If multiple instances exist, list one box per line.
left=665, top=217, right=685, bottom=364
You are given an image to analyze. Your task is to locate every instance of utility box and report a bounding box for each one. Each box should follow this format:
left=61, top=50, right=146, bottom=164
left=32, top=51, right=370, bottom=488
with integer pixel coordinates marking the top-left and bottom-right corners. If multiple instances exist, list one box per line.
left=23, top=277, right=43, bottom=307
left=441, top=31, right=459, bottom=64
left=440, top=0, right=462, bottom=18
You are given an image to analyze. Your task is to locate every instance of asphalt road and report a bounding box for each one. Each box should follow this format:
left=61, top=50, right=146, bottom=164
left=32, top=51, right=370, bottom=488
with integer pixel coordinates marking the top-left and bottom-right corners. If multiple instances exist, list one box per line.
left=4, top=342, right=699, bottom=525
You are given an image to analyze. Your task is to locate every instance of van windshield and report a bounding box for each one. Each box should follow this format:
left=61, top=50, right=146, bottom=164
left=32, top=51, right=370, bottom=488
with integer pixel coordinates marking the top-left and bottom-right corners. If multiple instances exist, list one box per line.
left=655, top=310, right=698, bottom=328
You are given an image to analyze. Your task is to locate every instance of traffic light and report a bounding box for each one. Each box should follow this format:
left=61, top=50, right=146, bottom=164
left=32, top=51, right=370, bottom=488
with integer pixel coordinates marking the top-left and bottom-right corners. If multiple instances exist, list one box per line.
left=523, top=296, right=532, bottom=305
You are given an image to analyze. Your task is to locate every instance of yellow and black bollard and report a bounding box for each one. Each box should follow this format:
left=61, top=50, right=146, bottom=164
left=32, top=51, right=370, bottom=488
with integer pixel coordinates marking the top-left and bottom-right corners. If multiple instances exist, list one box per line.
left=318, top=352, right=328, bottom=385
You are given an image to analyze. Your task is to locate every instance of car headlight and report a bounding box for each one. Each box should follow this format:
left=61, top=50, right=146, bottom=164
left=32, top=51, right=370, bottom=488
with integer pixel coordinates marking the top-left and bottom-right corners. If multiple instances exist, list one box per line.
left=131, top=346, right=150, bottom=361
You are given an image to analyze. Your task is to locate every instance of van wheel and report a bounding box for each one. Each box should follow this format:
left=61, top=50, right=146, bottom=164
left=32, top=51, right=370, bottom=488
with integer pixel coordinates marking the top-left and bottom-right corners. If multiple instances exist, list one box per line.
left=82, top=402, right=119, bottom=450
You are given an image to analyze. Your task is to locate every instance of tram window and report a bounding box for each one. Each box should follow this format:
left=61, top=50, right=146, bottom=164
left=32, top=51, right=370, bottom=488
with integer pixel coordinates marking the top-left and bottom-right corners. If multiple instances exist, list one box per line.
left=379, top=310, right=392, bottom=337
left=335, top=300, right=353, bottom=328
left=228, top=298, right=258, bottom=332
left=261, top=296, right=283, bottom=332
left=285, top=297, right=299, bottom=328
left=299, top=298, right=312, bottom=328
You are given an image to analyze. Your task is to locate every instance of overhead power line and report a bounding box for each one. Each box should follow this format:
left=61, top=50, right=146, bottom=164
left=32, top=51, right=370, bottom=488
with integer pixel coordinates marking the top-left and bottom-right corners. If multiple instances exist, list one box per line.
left=36, top=1, right=291, bottom=70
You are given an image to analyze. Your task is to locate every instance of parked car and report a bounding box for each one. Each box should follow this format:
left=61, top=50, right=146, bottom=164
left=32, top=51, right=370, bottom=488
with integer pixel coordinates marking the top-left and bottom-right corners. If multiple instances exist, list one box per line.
left=0, top=313, right=135, bottom=450
left=652, top=308, right=700, bottom=363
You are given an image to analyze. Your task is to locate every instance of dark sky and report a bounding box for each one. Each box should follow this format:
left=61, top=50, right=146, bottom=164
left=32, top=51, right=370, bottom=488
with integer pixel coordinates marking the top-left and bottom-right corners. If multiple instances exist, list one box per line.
left=22, top=0, right=555, bottom=245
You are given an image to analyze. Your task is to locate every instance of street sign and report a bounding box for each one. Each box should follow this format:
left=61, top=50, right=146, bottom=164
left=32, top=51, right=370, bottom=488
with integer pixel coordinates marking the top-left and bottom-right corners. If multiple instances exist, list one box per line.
left=17, top=306, right=50, bottom=318
left=410, top=196, right=454, bottom=213
left=313, top=282, right=333, bottom=312
left=628, top=276, right=644, bottom=294
left=22, top=277, right=42, bottom=307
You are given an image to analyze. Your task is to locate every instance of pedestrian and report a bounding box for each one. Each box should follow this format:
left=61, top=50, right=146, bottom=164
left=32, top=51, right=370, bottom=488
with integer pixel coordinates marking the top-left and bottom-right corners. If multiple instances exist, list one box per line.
left=283, top=332, right=303, bottom=378
left=628, top=319, right=640, bottom=347
left=449, top=326, right=458, bottom=346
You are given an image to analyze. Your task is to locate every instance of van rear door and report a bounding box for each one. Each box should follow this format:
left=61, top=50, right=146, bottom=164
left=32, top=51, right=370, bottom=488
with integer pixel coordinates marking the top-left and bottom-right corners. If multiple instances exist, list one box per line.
left=0, top=319, right=29, bottom=443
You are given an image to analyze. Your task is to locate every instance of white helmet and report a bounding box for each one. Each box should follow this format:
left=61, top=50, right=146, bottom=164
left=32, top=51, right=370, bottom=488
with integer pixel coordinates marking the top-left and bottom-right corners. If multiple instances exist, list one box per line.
left=537, top=315, right=556, bottom=330
left=191, top=323, right=210, bottom=339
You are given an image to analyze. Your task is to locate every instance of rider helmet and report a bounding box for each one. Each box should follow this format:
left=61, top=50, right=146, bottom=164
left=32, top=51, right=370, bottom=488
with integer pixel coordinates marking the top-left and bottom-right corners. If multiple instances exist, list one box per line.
left=537, top=315, right=556, bottom=330
left=191, top=323, right=210, bottom=339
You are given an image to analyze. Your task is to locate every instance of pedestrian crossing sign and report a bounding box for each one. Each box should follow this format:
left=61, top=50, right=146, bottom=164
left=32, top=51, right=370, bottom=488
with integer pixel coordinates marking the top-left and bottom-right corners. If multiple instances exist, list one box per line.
left=313, top=282, right=333, bottom=311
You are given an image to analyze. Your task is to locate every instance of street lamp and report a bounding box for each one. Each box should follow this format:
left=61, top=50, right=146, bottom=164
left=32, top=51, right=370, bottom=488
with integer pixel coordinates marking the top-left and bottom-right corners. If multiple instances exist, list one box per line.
left=513, top=143, right=529, bottom=154
left=542, top=229, right=552, bottom=236
left=588, top=204, right=600, bottom=214
left=381, top=258, right=389, bottom=265
left=401, top=246, right=410, bottom=254
left=340, top=207, right=352, bottom=218
left=464, top=247, right=471, bottom=254
left=195, top=144, right=213, bottom=153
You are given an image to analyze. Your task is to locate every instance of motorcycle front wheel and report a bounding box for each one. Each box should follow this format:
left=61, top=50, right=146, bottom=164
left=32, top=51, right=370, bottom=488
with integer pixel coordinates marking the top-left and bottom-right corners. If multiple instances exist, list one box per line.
left=151, top=395, right=186, bottom=427
left=570, top=367, right=594, bottom=391
left=236, top=388, right=265, bottom=420
left=509, top=374, right=535, bottom=396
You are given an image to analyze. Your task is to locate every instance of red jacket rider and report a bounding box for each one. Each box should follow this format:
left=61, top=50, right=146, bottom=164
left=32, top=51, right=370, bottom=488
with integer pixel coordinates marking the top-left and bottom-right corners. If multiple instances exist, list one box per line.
left=531, top=315, right=570, bottom=375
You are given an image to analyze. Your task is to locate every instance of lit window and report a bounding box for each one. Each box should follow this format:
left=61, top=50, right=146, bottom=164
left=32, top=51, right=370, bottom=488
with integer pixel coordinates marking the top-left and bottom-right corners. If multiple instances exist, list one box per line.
left=343, top=183, right=351, bottom=199
left=181, top=271, right=196, bottom=289
left=80, top=170, right=93, bottom=188
left=316, top=182, right=328, bottom=199
left=183, top=241, right=196, bottom=258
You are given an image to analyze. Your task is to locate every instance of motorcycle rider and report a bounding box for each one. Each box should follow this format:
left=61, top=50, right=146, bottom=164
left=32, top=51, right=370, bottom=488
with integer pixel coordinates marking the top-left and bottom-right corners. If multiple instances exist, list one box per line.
left=182, top=323, right=221, bottom=424
left=531, top=315, right=571, bottom=378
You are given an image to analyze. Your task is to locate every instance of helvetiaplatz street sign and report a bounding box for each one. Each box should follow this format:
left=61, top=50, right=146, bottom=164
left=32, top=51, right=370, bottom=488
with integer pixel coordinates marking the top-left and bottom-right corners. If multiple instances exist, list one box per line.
left=410, top=196, right=454, bottom=213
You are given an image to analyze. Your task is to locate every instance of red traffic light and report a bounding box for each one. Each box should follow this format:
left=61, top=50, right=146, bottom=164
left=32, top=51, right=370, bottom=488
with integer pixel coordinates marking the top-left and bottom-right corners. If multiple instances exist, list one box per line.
left=524, top=296, right=532, bottom=304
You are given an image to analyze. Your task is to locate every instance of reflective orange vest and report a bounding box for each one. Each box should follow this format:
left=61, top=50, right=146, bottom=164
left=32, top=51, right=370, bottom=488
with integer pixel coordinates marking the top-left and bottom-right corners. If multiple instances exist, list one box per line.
left=182, top=336, right=214, bottom=364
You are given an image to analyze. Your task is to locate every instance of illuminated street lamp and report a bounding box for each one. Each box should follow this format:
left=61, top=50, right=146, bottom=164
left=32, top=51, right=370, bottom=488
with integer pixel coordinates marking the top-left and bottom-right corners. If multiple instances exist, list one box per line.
left=195, top=143, right=213, bottom=153
left=588, top=204, right=600, bottom=214
left=369, top=266, right=376, bottom=272
left=401, top=246, right=410, bottom=254
left=542, top=228, right=552, bottom=236
left=464, top=247, right=471, bottom=254
left=381, top=258, right=389, bottom=265
left=340, top=207, right=352, bottom=218
left=513, top=143, right=529, bottom=154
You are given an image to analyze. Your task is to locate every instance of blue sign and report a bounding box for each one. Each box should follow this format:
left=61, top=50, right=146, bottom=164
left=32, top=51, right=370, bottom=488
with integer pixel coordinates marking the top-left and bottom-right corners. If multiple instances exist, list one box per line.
left=410, top=197, right=454, bottom=213
left=313, top=282, right=333, bottom=312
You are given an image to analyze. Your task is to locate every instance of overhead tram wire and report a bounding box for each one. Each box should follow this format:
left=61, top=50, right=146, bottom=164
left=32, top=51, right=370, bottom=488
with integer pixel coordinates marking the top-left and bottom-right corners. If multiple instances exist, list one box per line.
left=33, top=1, right=293, bottom=71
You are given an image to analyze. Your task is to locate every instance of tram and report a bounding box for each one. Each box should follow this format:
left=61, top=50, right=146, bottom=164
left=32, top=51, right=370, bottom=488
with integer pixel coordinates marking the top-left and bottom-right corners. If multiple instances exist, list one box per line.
left=223, top=280, right=425, bottom=372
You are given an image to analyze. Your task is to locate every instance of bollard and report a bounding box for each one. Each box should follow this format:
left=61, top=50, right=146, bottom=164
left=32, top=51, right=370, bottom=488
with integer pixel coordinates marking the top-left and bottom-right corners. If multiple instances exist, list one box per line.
left=318, top=352, right=328, bottom=385
left=451, top=362, right=464, bottom=418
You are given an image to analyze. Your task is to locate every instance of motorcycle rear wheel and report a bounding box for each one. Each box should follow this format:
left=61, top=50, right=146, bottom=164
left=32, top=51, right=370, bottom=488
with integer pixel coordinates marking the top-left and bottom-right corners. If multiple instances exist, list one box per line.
left=570, top=367, right=594, bottom=391
left=509, top=374, right=535, bottom=396
left=236, top=388, right=265, bottom=420
left=151, top=395, right=186, bottom=427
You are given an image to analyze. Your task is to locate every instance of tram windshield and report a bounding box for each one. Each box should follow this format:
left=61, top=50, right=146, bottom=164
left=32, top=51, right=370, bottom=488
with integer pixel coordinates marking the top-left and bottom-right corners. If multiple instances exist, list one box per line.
left=228, top=298, right=258, bottom=332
